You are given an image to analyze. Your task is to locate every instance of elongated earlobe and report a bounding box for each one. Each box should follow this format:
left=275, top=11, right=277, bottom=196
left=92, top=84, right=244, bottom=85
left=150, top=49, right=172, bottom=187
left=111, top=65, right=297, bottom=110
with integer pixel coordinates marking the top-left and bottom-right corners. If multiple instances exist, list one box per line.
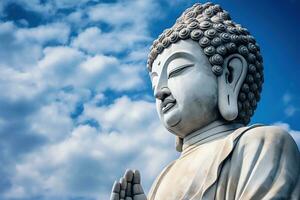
left=218, top=54, right=247, bottom=121
left=175, top=136, right=183, bottom=152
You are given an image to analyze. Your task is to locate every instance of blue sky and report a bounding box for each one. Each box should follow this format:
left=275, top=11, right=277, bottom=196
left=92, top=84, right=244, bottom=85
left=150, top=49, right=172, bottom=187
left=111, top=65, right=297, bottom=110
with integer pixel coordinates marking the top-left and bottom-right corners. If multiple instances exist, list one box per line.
left=0, top=0, right=299, bottom=199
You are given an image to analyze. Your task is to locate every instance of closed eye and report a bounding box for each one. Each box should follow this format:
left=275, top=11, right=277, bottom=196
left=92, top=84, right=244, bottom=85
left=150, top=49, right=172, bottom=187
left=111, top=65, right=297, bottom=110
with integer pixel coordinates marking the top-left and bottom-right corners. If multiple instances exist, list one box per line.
left=168, top=64, right=194, bottom=78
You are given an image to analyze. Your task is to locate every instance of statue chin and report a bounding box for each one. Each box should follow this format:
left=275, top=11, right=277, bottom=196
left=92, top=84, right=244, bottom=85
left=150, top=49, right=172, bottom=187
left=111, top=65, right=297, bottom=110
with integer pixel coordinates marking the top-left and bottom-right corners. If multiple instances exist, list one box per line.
left=163, top=109, right=181, bottom=128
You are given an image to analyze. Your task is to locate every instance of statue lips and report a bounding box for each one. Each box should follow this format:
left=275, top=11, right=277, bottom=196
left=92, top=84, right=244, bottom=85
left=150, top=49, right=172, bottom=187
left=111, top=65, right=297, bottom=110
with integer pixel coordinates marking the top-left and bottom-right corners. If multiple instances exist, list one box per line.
left=161, top=98, right=176, bottom=113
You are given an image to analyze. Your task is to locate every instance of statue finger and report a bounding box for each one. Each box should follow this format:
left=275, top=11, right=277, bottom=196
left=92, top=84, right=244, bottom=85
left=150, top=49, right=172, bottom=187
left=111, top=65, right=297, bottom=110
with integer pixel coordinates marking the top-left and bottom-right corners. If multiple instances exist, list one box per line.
left=120, top=177, right=127, bottom=199
left=112, top=181, right=121, bottom=193
left=133, top=170, right=141, bottom=184
left=120, top=177, right=127, bottom=190
left=110, top=193, right=120, bottom=200
left=124, top=169, right=134, bottom=183
left=133, top=184, right=144, bottom=195
left=133, top=194, right=147, bottom=200
left=111, top=181, right=121, bottom=200
left=126, top=182, right=132, bottom=197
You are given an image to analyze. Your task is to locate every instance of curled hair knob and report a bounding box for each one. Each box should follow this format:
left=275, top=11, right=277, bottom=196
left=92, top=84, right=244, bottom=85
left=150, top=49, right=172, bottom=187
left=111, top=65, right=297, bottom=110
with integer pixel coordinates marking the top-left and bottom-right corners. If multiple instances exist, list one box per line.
left=212, top=65, right=223, bottom=76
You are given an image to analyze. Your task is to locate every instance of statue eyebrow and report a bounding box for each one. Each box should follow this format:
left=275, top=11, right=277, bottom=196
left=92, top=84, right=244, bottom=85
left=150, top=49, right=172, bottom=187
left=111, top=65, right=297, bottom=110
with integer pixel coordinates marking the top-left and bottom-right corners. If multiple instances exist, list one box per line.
left=163, top=51, right=195, bottom=69
left=150, top=51, right=195, bottom=80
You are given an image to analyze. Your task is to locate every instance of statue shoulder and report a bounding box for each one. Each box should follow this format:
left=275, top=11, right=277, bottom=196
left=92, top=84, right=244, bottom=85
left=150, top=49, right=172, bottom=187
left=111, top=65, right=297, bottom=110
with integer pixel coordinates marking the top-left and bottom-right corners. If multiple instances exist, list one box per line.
left=230, top=125, right=300, bottom=199
left=148, top=160, right=176, bottom=199
left=233, top=125, right=300, bottom=160
left=237, top=125, right=297, bottom=149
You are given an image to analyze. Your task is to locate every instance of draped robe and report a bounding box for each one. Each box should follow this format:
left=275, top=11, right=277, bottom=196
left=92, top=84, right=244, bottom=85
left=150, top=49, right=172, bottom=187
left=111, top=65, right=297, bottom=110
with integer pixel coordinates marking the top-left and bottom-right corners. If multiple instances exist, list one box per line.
left=148, top=124, right=300, bottom=200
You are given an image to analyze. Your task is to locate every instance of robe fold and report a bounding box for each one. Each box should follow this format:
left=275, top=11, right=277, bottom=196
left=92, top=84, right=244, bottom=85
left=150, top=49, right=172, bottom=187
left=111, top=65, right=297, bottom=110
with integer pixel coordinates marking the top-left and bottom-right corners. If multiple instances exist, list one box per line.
left=148, top=125, right=300, bottom=200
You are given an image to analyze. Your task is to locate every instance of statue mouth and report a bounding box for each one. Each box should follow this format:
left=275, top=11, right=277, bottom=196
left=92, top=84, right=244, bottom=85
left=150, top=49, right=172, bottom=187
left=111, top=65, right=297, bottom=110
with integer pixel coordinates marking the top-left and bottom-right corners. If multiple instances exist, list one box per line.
left=162, top=98, right=176, bottom=113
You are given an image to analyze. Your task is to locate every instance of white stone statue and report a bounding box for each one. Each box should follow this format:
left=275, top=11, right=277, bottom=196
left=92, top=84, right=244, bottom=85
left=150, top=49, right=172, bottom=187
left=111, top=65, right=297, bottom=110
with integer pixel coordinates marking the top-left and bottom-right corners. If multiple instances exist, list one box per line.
left=110, top=2, right=300, bottom=200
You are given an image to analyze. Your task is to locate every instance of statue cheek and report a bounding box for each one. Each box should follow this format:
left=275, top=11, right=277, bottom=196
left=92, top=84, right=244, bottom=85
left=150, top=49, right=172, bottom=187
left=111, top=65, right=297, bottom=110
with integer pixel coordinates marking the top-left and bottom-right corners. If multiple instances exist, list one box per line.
left=163, top=104, right=181, bottom=127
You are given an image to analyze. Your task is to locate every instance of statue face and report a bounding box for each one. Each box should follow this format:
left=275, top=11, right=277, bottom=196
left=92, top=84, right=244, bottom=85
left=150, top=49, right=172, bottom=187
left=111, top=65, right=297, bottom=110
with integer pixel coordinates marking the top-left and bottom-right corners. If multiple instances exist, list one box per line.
left=151, top=39, right=219, bottom=138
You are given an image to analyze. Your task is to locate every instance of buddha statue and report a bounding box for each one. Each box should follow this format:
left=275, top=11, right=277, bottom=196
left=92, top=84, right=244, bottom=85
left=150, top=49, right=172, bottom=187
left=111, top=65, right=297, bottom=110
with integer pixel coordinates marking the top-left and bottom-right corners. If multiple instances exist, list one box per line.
left=110, top=2, right=300, bottom=200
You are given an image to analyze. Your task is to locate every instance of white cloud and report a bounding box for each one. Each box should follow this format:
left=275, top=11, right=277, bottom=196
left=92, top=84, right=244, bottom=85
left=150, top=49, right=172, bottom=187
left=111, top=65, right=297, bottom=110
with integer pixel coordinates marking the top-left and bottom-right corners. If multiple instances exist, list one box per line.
left=72, top=26, right=151, bottom=54
left=36, top=46, right=85, bottom=89
left=66, top=10, right=85, bottom=25
left=125, top=46, right=150, bottom=62
left=106, top=63, right=145, bottom=91
left=16, top=23, right=70, bottom=44
left=4, top=97, right=177, bottom=199
left=29, top=102, right=74, bottom=142
left=80, top=54, right=116, bottom=74
left=273, top=122, right=300, bottom=149
left=0, top=67, right=40, bottom=101
left=284, top=105, right=297, bottom=117
left=77, top=54, right=144, bottom=92
left=12, top=0, right=53, bottom=14
left=0, top=21, right=42, bottom=70
left=88, top=0, right=159, bottom=28
left=0, top=0, right=93, bottom=15
left=37, top=48, right=144, bottom=91
left=283, top=93, right=292, bottom=104
left=0, top=21, right=70, bottom=71
left=71, top=0, right=161, bottom=55
left=282, top=92, right=299, bottom=117
left=0, top=1, right=167, bottom=199
left=71, top=27, right=101, bottom=52
left=0, top=40, right=144, bottom=116
left=53, top=0, right=91, bottom=9
left=81, top=96, right=157, bottom=132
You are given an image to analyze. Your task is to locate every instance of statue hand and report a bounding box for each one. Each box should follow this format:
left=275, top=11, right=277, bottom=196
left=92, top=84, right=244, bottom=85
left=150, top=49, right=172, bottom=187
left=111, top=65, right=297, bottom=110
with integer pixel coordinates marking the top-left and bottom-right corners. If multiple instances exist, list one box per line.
left=131, top=170, right=147, bottom=200
left=110, top=169, right=147, bottom=200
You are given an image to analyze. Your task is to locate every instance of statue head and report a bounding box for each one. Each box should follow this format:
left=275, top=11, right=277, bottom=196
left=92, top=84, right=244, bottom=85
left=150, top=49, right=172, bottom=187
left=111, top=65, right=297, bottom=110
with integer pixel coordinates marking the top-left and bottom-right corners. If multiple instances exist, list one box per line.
left=148, top=2, right=264, bottom=139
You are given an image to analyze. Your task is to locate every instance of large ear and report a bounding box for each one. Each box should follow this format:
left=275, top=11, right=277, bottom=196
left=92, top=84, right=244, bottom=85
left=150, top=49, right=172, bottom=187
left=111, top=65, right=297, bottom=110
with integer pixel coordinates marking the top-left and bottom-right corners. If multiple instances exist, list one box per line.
left=218, top=54, right=247, bottom=121
left=175, top=136, right=183, bottom=152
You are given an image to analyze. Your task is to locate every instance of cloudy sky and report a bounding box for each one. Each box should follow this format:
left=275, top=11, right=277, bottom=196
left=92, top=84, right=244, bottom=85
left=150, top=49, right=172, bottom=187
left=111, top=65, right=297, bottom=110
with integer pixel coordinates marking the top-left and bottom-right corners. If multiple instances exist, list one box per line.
left=0, top=0, right=299, bottom=199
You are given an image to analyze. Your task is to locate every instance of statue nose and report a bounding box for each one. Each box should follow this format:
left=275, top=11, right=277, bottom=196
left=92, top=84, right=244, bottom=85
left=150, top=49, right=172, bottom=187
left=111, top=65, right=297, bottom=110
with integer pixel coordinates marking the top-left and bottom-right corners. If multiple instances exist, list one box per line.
left=155, top=87, right=171, bottom=101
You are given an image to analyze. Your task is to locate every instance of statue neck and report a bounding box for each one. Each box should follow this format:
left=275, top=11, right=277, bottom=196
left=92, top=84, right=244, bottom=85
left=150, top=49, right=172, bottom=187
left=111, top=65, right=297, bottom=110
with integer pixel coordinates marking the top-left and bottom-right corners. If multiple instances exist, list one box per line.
left=182, top=120, right=244, bottom=153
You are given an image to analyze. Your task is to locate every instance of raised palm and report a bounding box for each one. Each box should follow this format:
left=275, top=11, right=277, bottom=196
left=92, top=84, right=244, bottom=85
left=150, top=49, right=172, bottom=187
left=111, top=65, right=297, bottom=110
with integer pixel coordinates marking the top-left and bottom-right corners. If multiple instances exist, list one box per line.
left=110, top=169, right=147, bottom=200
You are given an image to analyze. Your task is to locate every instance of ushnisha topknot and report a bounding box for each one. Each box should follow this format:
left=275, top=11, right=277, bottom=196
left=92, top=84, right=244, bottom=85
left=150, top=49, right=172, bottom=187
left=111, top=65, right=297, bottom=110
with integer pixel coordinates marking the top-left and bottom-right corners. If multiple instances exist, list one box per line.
left=147, top=2, right=264, bottom=125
